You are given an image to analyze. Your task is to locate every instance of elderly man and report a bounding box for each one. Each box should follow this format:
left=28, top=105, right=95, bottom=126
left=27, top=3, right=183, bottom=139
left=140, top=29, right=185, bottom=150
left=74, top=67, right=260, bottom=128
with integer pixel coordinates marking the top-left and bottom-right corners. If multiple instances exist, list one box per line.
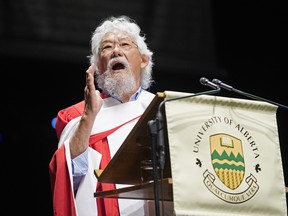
left=49, top=15, right=156, bottom=216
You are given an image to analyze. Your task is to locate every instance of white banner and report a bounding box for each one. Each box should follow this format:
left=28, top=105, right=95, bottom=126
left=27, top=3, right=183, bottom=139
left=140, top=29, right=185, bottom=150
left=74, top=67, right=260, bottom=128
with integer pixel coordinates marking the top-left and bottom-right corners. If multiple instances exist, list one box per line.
left=164, top=90, right=287, bottom=216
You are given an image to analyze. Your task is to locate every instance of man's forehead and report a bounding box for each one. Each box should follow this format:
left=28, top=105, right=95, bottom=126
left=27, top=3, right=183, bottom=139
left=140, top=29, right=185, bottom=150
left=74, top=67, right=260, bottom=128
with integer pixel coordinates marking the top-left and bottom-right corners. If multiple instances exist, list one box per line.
left=102, top=30, right=133, bottom=41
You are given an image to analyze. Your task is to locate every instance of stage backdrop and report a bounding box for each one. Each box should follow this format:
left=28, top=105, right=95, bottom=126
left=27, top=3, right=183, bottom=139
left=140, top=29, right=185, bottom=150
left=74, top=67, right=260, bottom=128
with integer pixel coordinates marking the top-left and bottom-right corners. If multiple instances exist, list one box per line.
left=164, top=91, right=287, bottom=216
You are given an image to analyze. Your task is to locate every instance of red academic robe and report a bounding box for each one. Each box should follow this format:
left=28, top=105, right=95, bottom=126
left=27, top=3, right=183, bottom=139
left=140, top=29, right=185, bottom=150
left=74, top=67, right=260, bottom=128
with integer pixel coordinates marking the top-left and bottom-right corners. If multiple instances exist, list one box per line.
left=49, top=100, right=84, bottom=216
left=49, top=91, right=154, bottom=216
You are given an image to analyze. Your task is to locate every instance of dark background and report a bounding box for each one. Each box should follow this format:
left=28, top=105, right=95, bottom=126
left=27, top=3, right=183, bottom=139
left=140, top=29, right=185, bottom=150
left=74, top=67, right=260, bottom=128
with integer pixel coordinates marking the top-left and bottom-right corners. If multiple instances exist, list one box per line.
left=1, top=1, right=287, bottom=215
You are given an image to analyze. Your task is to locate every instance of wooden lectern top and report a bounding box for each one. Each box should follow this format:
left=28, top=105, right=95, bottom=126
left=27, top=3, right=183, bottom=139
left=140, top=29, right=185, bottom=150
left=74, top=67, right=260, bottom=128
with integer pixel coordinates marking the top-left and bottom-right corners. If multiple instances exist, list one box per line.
left=94, top=92, right=171, bottom=185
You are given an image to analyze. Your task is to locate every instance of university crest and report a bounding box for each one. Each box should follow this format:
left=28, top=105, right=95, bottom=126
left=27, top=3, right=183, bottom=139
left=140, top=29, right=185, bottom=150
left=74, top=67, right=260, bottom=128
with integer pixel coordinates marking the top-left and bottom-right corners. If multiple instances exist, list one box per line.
left=210, top=133, right=245, bottom=190
left=203, top=133, right=259, bottom=204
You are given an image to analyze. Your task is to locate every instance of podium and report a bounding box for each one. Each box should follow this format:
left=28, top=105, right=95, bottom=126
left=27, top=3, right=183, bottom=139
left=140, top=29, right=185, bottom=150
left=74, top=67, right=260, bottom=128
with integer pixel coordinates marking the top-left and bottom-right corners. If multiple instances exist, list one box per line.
left=94, top=90, right=287, bottom=216
left=94, top=92, right=172, bottom=201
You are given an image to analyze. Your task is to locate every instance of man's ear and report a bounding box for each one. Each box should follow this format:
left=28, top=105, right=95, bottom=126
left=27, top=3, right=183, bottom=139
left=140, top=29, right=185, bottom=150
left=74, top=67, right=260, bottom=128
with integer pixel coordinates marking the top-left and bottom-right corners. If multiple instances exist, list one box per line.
left=140, top=55, right=149, bottom=68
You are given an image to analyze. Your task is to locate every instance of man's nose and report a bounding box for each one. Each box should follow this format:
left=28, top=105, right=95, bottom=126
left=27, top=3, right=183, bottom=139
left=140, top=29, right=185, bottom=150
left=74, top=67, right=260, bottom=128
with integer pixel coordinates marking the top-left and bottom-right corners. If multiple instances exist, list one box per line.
left=112, top=44, right=123, bottom=57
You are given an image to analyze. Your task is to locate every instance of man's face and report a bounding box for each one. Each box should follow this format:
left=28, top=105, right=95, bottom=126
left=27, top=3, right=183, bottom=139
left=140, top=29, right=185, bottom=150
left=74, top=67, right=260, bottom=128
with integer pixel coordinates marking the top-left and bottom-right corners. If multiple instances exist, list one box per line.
left=97, top=29, right=148, bottom=87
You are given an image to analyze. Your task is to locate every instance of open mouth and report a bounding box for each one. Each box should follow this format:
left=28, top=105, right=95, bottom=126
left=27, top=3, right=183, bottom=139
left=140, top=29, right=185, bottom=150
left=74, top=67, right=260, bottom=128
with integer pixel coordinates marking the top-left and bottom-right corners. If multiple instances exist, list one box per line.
left=112, top=62, right=125, bottom=71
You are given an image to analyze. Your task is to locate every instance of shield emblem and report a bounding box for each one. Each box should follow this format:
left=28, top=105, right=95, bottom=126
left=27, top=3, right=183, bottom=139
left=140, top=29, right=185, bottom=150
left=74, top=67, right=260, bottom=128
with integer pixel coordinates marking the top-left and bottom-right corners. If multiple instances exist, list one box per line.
left=210, top=133, right=245, bottom=190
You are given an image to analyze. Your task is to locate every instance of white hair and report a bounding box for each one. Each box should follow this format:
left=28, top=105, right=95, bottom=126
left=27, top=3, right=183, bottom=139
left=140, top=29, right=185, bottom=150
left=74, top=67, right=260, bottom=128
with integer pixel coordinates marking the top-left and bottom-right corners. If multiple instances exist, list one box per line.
left=89, top=15, right=154, bottom=90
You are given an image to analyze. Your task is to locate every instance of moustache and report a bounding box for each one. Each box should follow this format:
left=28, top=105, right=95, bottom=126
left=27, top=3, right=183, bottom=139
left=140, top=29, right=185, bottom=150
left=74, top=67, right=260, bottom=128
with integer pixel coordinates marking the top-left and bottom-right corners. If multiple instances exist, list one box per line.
left=107, top=57, right=129, bottom=71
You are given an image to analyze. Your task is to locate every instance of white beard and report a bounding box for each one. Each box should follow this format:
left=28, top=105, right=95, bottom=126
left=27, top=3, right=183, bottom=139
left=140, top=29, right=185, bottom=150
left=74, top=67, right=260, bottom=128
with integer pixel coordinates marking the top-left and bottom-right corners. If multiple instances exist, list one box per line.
left=96, top=57, right=137, bottom=100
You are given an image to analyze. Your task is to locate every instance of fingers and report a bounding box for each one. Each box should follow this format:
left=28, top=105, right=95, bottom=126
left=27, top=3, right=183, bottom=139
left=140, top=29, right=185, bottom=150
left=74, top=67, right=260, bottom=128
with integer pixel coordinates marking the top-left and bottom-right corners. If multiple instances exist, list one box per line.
left=83, top=64, right=103, bottom=114
left=86, top=63, right=96, bottom=89
left=86, top=63, right=96, bottom=76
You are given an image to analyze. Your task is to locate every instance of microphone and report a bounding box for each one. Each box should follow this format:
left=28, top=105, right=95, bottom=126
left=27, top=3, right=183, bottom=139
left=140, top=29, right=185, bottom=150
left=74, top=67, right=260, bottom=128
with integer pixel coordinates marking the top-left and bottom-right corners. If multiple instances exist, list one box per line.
left=200, top=77, right=221, bottom=90
left=212, top=78, right=288, bottom=110
left=212, top=78, right=233, bottom=91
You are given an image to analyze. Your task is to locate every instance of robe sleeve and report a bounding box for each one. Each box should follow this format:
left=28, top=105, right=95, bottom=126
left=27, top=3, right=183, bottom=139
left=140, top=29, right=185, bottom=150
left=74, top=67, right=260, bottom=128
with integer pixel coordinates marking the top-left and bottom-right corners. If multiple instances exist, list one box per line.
left=55, top=101, right=85, bottom=139
left=50, top=100, right=85, bottom=216
left=49, top=145, right=77, bottom=216
left=55, top=91, right=107, bottom=139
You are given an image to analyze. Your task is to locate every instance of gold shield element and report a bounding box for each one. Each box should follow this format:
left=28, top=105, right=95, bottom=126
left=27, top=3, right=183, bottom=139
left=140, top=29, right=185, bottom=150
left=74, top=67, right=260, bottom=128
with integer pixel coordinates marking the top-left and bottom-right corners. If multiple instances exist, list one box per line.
left=210, top=133, right=245, bottom=190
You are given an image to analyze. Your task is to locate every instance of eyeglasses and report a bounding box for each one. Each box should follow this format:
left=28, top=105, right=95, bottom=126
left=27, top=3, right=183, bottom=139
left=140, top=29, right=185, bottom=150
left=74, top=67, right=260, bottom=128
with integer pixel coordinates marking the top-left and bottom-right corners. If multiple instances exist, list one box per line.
left=99, top=39, right=138, bottom=54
